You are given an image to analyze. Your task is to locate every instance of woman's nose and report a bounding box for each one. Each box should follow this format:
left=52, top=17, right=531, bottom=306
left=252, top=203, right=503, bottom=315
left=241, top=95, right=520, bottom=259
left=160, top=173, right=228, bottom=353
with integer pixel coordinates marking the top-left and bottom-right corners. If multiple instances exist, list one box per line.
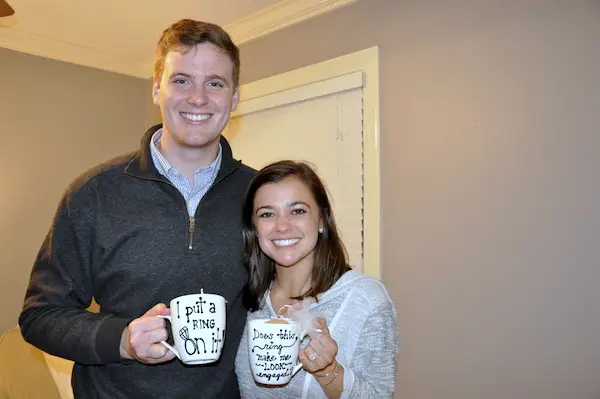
left=275, top=215, right=292, bottom=232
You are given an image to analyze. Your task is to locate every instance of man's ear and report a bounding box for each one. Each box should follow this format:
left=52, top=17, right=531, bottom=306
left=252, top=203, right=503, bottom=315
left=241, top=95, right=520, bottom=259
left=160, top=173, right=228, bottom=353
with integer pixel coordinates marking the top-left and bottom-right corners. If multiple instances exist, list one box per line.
left=152, top=80, right=160, bottom=105
left=231, top=86, right=241, bottom=111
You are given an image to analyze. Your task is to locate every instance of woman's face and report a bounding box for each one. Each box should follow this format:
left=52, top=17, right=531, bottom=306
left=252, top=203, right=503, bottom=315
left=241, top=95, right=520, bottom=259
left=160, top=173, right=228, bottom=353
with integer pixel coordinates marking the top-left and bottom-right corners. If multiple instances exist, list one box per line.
left=253, top=177, right=322, bottom=269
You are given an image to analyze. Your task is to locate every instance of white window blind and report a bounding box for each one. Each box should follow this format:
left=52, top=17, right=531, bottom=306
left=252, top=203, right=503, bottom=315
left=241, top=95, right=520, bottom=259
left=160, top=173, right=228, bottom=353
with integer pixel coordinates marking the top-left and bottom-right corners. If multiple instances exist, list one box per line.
left=224, top=74, right=365, bottom=270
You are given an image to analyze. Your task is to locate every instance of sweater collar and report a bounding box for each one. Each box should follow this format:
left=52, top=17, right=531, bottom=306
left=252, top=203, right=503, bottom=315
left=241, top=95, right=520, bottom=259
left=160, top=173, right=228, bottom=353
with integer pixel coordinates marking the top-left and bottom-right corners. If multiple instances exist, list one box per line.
left=125, top=124, right=242, bottom=181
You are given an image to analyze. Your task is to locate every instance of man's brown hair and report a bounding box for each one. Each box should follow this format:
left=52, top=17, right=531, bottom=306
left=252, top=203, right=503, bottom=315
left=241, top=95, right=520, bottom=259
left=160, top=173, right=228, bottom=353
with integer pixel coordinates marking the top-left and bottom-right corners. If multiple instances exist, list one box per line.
left=154, top=19, right=240, bottom=87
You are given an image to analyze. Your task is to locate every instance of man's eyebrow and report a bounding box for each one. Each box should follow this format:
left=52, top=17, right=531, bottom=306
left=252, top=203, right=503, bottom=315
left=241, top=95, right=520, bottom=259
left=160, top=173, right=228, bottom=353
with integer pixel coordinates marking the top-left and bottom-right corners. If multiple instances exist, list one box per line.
left=168, top=72, right=194, bottom=80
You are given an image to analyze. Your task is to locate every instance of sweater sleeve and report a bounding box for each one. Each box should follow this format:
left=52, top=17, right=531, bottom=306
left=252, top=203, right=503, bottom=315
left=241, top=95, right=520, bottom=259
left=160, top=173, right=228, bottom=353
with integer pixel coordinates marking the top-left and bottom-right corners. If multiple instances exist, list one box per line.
left=19, top=184, right=132, bottom=365
left=341, top=301, right=399, bottom=399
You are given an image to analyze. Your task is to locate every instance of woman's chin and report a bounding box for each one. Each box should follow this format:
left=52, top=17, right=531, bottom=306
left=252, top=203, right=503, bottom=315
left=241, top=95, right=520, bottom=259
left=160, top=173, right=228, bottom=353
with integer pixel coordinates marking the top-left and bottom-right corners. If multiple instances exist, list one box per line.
left=274, top=257, right=300, bottom=268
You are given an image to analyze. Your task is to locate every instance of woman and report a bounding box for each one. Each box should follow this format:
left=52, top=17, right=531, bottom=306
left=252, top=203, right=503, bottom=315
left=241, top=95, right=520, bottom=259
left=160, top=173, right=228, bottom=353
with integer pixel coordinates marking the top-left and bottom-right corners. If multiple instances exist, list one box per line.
left=235, top=160, right=399, bottom=399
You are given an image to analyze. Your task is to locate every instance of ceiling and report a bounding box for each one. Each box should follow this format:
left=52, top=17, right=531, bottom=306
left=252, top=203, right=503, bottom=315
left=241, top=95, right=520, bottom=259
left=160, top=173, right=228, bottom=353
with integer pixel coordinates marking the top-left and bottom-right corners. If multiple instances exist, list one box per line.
left=0, top=0, right=356, bottom=78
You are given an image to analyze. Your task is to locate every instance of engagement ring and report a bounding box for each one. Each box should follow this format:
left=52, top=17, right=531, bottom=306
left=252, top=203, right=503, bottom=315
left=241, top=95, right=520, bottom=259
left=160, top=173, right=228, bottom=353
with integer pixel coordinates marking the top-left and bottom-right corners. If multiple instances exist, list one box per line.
left=308, top=351, right=318, bottom=361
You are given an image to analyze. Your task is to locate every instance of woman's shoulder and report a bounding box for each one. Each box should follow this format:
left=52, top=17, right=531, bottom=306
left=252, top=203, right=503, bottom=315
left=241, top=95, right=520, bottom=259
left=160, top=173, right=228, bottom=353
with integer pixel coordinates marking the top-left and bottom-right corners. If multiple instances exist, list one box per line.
left=333, top=269, right=395, bottom=309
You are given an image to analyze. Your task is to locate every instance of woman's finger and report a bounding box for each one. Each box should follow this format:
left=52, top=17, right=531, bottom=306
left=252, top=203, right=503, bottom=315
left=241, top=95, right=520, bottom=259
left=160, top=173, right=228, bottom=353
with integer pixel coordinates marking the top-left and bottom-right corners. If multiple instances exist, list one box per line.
left=299, top=344, right=319, bottom=372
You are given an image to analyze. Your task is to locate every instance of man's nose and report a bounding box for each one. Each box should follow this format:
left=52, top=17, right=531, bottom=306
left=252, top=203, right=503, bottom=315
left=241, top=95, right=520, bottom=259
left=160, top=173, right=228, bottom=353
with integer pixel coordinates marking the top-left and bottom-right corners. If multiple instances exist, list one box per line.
left=187, top=85, right=208, bottom=106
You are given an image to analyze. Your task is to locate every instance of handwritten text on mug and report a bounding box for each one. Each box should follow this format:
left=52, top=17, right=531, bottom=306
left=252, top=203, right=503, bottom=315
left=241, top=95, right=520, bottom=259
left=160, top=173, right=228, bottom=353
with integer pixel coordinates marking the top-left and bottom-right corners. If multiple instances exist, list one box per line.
left=176, top=296, right=224, bottom=356
left=251, top=328, right=299, bottom=383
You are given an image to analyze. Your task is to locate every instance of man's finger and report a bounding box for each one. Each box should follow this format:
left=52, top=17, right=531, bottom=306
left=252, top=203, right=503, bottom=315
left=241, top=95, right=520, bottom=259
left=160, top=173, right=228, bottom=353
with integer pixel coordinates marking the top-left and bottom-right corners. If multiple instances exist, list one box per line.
left=136, top=343, right=176, bottom=364
left=147, top=342, right=172, bottom=359
left=129, top=316, right=166, bottom=335
left=143, top=303, right=170, bottom=317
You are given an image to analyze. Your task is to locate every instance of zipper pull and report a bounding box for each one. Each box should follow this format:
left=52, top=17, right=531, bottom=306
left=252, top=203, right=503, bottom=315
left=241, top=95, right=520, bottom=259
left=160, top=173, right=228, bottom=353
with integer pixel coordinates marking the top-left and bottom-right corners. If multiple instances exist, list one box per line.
left=188, top=216, right=196, bottom=250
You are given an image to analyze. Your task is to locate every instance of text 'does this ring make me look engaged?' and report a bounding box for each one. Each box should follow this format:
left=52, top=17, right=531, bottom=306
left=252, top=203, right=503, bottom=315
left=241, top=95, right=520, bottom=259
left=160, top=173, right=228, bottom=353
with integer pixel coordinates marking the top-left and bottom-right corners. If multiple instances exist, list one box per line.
left=248, top=318, right=308, bottom=385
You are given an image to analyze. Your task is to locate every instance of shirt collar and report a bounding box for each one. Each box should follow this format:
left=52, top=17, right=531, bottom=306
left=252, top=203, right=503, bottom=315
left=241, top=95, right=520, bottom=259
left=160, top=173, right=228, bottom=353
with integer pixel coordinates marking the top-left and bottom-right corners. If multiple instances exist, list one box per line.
left=149, top=128, right=222, bottom=177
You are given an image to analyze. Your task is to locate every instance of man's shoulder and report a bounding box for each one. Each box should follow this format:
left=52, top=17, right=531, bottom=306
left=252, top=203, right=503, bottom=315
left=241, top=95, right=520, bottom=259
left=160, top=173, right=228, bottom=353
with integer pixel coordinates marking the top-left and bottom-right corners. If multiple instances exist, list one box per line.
left=222, top=161, right=257, bottom=189
left=65, top=151, right=137, bottom=199
left=237, top=162, right=258, bottom=179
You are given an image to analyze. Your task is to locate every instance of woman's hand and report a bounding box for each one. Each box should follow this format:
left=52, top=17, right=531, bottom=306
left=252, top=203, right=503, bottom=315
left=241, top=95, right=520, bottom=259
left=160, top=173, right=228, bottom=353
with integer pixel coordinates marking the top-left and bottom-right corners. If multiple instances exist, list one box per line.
left=298, top=317, right=338, bottom=374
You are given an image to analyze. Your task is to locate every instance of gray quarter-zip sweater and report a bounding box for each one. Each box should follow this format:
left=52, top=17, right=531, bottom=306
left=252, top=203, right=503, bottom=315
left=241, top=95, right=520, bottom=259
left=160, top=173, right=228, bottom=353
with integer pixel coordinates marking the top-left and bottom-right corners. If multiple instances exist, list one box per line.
left=19, top=124, right=256, bottom=398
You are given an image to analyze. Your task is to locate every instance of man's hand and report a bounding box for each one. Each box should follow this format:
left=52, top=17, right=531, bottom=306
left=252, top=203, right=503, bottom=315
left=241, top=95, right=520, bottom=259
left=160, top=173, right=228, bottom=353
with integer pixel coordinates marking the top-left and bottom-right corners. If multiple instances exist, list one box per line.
left=119, top=303, right=176, bottom=364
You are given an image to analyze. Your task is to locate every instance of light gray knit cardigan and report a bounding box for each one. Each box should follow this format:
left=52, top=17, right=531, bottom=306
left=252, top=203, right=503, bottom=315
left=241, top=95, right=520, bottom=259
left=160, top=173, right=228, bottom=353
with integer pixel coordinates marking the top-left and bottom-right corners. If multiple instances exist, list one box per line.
left=235, top=269, right=400, bottom=398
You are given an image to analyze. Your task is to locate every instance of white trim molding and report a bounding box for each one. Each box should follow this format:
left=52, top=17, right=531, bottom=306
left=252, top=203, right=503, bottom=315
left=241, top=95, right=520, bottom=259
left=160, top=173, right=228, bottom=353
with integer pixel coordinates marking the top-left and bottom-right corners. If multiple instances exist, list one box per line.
left=0, top=0, right=360, bottom=78
left=225, top=0, right=360, bottom=45
left=233, top=71, right=363, bottom=116
left=0, top=27, right=147, bottom=78
left=234, top=46, right=382, bottom=279
left=141, top=0, right=361, bottom=78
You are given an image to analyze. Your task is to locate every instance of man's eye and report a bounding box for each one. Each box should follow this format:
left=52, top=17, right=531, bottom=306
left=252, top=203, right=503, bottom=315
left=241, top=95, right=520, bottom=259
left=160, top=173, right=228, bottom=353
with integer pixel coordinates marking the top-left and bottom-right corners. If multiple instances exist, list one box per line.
left=207, top=81, right=224, bottom=88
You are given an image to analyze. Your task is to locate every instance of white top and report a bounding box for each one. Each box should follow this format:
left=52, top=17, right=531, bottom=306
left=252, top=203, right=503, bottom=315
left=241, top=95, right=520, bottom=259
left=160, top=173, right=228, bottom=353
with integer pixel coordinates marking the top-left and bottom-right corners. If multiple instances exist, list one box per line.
left=235, top=270, right=400, bottom=398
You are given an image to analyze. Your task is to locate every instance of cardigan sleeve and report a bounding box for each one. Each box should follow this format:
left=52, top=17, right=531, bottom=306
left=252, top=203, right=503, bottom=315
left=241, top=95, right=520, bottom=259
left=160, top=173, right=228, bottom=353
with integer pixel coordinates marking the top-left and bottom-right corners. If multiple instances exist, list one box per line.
left=341, top=300, right=399, bottom=399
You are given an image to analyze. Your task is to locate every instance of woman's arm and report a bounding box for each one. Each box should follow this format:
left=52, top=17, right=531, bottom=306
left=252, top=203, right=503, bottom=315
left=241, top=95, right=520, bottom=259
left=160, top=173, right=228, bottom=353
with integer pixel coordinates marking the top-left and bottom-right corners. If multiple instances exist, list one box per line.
left=314, top=358, right=345, bottom=398
left=343, top=302, right=399, bottom=399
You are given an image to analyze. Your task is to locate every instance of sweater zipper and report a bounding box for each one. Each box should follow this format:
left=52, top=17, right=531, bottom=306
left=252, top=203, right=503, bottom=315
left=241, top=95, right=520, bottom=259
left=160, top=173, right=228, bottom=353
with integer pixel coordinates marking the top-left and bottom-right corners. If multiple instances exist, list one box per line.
left=185, top=167, right=238, bottom=251
left=188, top=216, right=196, bottom=250
left=136, top=161, right=241, bottom=251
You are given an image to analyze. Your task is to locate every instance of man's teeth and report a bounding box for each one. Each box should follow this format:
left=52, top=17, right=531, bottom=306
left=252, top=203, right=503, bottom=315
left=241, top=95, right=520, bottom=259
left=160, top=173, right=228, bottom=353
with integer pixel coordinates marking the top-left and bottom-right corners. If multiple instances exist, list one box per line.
left=272, top=239, right=300, bottom=247
left=181, top=113, right=210, bottom=121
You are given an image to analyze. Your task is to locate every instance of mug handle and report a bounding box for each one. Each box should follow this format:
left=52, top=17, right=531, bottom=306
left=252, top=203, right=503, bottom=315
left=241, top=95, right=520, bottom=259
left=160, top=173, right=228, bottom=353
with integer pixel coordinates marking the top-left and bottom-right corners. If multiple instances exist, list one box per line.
left=156, top=315, right=181, bottom=360
left=291, top=328, right=310, bottom=376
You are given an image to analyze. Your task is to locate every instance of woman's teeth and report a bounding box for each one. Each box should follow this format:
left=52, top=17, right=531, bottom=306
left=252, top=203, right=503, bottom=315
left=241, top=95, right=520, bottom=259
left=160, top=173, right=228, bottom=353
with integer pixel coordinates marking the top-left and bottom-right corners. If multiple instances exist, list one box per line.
left=272, top=239, right=300, bottom=247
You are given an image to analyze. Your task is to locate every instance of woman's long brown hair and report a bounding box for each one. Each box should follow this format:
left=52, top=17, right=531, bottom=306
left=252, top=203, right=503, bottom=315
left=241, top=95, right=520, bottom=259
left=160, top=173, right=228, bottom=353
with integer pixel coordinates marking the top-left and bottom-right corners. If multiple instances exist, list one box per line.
left=242, top=160, right=351, bottom=312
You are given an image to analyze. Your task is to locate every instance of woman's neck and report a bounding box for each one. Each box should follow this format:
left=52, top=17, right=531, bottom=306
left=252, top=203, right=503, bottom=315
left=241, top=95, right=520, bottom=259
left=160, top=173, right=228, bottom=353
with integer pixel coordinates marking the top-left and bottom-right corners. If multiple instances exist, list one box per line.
left=272, top=263, right=312, bottom=299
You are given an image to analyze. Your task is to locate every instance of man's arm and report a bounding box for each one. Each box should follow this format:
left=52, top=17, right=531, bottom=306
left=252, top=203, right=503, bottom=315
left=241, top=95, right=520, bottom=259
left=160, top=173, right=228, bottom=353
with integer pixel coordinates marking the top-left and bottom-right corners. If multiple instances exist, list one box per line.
left=19, top=186, right=131, bottom=365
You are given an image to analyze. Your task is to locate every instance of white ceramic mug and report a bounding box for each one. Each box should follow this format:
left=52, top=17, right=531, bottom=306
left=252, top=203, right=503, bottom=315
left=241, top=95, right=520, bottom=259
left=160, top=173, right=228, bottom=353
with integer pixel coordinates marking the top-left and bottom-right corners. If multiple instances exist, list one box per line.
left=157, top=290, right=227, bottom=365
left=247, top=318, right=308, bottom=385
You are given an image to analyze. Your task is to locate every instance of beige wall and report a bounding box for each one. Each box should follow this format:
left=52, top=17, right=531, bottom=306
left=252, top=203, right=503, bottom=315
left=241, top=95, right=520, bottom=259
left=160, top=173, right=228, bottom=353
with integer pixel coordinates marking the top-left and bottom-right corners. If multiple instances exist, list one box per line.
left=0, top=48, right=157, bottom=333
left=239, top=0, right=600, bottom=398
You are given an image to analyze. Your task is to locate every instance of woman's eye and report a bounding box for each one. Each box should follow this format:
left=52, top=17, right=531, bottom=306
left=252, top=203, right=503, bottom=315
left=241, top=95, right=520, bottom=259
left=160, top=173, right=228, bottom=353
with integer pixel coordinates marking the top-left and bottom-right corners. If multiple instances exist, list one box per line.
left=258, top=212, right=273, bottom=218
left=291, top=209, right=306, bottom=215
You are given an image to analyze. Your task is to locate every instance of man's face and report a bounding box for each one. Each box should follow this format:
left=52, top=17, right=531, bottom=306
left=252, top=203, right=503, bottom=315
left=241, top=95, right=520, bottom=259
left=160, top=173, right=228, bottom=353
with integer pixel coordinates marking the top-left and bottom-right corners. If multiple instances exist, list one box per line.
left=153, top=43, right=240, bottom=151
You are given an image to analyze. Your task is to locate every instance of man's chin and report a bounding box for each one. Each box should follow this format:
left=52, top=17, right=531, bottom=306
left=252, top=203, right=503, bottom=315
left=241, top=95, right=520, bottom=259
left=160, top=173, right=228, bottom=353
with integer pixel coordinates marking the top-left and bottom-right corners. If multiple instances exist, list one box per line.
left=182, top=135, right=221, bottom=149
left=162, top=125, right=221, bottom=148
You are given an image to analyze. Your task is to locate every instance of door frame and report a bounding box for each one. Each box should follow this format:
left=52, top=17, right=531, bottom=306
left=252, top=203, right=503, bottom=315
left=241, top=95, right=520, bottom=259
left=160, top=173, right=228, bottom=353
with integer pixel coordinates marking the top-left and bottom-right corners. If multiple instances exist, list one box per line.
left=233, top=46, right=381, bottom=279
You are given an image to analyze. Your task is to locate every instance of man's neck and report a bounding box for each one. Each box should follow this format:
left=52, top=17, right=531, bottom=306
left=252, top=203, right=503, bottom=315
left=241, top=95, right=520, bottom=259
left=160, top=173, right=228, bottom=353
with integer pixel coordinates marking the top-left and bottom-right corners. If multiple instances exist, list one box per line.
left=158, top=135, right=220, bottom=182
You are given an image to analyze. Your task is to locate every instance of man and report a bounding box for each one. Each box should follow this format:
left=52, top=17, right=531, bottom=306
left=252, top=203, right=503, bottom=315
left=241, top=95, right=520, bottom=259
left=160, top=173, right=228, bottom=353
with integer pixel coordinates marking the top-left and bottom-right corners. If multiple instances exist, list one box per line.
left=19, top=19, right=255, bottom=398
